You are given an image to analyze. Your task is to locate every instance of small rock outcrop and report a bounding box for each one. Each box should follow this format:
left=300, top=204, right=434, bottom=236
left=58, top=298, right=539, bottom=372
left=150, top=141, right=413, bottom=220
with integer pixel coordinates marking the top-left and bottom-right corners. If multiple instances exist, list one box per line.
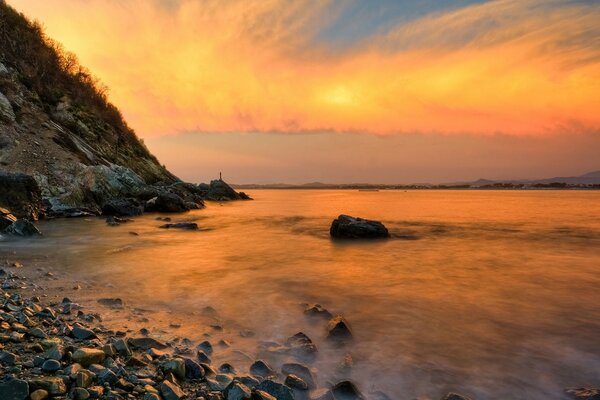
left=159, top=222, right=199, bottom=230
left=0, top=172, right=44, bottom=220
left=330, top=215, right=389, bottom=239
left=2, top=218, right=42, bottom=237
left=200, top=179, right=253, bottom=201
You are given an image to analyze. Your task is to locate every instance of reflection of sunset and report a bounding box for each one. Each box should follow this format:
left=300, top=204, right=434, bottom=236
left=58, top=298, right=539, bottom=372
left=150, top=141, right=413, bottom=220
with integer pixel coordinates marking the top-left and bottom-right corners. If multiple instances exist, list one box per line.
left=8, top=0, right=600, bottom=136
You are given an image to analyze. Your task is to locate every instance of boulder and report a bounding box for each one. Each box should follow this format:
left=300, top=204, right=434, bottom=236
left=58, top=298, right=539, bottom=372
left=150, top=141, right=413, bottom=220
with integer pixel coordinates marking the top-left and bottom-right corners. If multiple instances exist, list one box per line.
left=0, top=378, right=28, bottom=400
left=145, top=192, right=189, bottom=213
left=2, top=219, right=41, bottom=236
left=0, top=207, right=17, bottom=231
left=255, top=380, right=294, bottom=400
left=160, top=380, right=185, bottom=400
left=0, top=172, right=44, bottom=220
left=203, top=179, right=251, bottom=201
left=286, top=332, right=318, bottom=359
left=332, top=381, right=365, bottom=400
left=28, top=377, right=67, bottom=396
left=326, top=316, right=353, bottom=342
left=101, top=198, right=143, bottom=216
left=330, top=215, right=389, bottom=239
left=71, top=348, right=106, bottom=367
left=250, top=360, right=275, bottom=377
left=224, top=382, right=252, bottom=400
left=281, top=363, right=316, bottom=389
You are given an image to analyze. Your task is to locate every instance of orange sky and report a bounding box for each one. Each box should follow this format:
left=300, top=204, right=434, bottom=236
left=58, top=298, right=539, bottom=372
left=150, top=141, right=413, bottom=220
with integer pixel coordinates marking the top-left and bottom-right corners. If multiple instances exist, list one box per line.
left=8, top=0, right=600, bottom=137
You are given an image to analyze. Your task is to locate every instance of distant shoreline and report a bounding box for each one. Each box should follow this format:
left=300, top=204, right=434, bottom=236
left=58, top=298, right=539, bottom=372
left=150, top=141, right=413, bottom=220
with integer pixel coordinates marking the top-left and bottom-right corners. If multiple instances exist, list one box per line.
left=232, top=185, right=600, bottom=191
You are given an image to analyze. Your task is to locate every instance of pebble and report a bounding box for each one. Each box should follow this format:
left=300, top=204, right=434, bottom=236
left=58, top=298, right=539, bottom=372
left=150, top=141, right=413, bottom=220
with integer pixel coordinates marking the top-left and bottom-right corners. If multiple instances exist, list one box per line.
left=41, top=359, right=61, bottom=372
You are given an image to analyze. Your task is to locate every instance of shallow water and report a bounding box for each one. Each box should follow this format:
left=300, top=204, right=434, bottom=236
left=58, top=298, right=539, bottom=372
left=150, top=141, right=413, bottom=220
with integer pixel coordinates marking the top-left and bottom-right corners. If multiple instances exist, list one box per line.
left=2, top=190, right=600, bottom=399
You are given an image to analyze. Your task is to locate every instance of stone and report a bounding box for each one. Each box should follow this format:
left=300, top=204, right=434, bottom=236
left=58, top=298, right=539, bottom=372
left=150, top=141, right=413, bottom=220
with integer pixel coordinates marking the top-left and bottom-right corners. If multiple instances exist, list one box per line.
left=0, top=378, right=29, bottom=400
left=28, top=327, right=47, bottom=339
left=112, top=338, right=131, bottom=357
left=3, top=219, right=42, bottom=236
left=252, top=390, right=277, bottom=400
left=72, top=348, right=106, bottom=367
left=160, top=380, right=185, bottom=400
left=102, top=198, right=143, bottom=217
left=282, top=363, right=316, bottom=389
left=326, top=316, right=353, bottom=342
left=329, top=215, right=389, bottom=239
left=71, top=325, right=97, bottom=340
left=128, top=337, right=168, bottom=350
left=0, top=207, right=17, bottom=231
left=332, top=381, right=364, bottom=400
left=442, top=393, right=473, bottom=400
left=145, top=193, right=189, bottom=213
left=255, top=380, right=294, bottom=400
left=286, top=332, right=318, bottom=358
left=76, top=370, right=95, bottom=388
left=0, top=350, right=18, bottom=365
left=285, top=374, right=308, bottom=390
left=44, top=345, right=63, bottom=361
left=87, top=386, right=105, bottom=398
left=225, top=382, right=252, bottom=400
left=30, top=389, right=49, bottom=400
left=198, top=340, right=213, bottom=354
left=197, top=350, right=211, bottom=364
left=159, top=222, right=199, bottom=230
left=97, top=298, right=123, bottom=307
left=73, top=387, right=91, bottom=400
left=184, top=358, right=205, bottom=379
left=97, top=369, right=118, bottom=386
left=28, top=377, right=67, bottom=396
left=249, top=360, right=274, bottom=377
left=41, top=359, right=61, bottom=372
left=304, top=304, right=333, bottom=320
left=162, top=357, right=186, bottom=380
left=0, top=172, right=43, bottom=220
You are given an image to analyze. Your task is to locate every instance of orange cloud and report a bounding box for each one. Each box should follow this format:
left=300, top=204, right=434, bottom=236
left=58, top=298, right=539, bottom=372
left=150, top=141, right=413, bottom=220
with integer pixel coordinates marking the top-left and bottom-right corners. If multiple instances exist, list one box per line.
left=8, top=0, right=600, bottom=136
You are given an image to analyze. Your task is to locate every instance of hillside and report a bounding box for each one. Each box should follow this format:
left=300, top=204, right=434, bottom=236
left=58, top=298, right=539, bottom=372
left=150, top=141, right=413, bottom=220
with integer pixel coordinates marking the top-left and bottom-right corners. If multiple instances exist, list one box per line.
left=0, top=1, right=204, bottom=217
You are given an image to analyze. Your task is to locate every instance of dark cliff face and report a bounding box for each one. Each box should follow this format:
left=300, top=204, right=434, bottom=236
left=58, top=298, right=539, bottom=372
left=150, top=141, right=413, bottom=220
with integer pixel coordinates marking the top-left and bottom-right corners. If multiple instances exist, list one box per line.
left=0, top=1, right=179, bottom=214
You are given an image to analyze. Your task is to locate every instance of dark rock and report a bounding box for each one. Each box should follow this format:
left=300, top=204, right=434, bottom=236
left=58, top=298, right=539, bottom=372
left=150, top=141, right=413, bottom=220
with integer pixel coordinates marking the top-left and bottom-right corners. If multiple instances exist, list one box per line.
left=102, top=198, right=143, bottom=217
left=97, top=298, right=123, bottom=307
left=184, top=358, right=205, bottom=379
left=0, top=172, right=44, bottom=220
left=0, top=350, right=18, bottom=365
left=224, top=382, right=252, bottom=400
left=41, top=359, right=61, bottom=372
left=97, top=369, right=118, bottom=386
left=128, top=337, right=168, bottom=350
left=332, top=381, right=364, bottom=400
left=3, top=219, right=41, bottom=236
left=0, top=207, right=17, bottom=231
left=281, top=363, right=316, bottom=389
left=284, top=374, right=308, bottom=390
left=219, top=363, right=235, bottom=373
left=73, top=387, right=90, bottom=400
left=160, top=380, right=185, bottom=400
left=252, top=391, right=277, bottom=400
left=197, top=350, right=212, bottom=364
left=0, top=378, right=29, bottom=400
left=71, top=324, right=97, bottom=340
left=159, top=222, right=199, bottom=230
left=204, top=179, right=247, bottom=201
left=28, top=377, right=67, bottom=396
left=441, top=394, right=473, bottom=400
left=238, top=192, right=253, bottom=200
left=304, top=304, right=333, bottom=320
left=286, top=332, right=318, bottom=359
left=145, top=193, right=189, bottom=213
left=198, top=340, right=213, bottom=355
left=326, top=316, right=353, bottom=342
left=330, top=215, right=389, bottom=239
left=71, top=348, right=105, bottom=367
left=249, top=360, right=275, bottom=377
left=255, top=380, right=294, bottom=400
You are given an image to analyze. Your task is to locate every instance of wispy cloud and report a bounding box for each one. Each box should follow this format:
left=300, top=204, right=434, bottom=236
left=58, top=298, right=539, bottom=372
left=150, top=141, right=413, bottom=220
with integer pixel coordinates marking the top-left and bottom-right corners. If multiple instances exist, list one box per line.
left=9, top=0, right=600, bottom=136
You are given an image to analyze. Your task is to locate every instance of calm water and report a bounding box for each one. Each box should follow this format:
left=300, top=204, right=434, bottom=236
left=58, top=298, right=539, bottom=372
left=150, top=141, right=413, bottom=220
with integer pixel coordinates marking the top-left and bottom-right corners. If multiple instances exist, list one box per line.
left=2, top=190, right=600, bottom=399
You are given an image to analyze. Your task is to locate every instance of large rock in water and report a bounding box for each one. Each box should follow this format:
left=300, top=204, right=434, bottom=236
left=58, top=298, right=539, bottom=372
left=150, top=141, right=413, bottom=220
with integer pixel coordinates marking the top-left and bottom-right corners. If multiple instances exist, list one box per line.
left=0, top=172, right=43, bottom=220
left=203, top=179, right=252, bottom=201
left=144, top=192, right=189, bottom=213
left=2, top=219, right=41, bottom=236
left=330, top=215, right=389, bottom=239
left=0, top=207, right=17, bottom=231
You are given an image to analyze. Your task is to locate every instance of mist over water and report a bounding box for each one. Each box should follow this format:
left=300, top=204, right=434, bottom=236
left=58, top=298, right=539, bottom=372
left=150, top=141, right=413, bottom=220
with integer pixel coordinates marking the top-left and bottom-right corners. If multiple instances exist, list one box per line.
left=3, top=190, right=600, bottom=399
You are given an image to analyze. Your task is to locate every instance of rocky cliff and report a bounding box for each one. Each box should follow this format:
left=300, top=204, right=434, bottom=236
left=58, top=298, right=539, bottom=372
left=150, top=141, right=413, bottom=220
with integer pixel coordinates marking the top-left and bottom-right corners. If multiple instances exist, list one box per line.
left=0, top=2, right=199, bottom=217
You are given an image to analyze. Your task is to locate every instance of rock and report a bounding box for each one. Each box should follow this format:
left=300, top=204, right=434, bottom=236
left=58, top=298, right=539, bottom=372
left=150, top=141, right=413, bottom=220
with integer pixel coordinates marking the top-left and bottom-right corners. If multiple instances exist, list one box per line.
left=0, top=207, right=17, bottom=231
left=0, top=350, right=18, bottom=365
left=97, top=369, right=118, bottom=386
left=282, top=363, right=316, bottom=389
left=88, top=386, right=104, bottom=398
left=44, top=345, right=63, bottom=361
left=101, top=198, right=143, bottom=216
left=145, top=193, right=189, bottom=213
left=72, top=348, right=106, bottom=367
left=0, top=90, right=15, bottom=122
left=28, top=327, right=47, bottom=339
left=0, top=378, right=29, bottom=400
left=205, top=179, right=244, bottom=201
left=112, top=338, right=131, bottom=357
left=255, top=380, right=294, bottom=400
left=41, top=359, right=61, bottom=372
left=285, top=374, right=308, bottom=390
left=310, top=389, right=334, bottom=400
left=160, top=380, right=185, bottom=400
left=2, top=219, right=42, bottom=236
left=332, top=381, right=364, bottom=400
left=441, top=394, right=473, bottom=400
left=97, top=298, right=123, bottom=307
left=159, top=222, right=199, bottom=230
left=28, top=377, right=67, bottom=396
left=162, top=357, right=186, bottom=380
left=329, top=215, right=389, bottom=239
left=184, top=358, right=205, bottom=379
left=0, top=172, right=43, bottom=220
left=30, top=389, right=49, bottom=400
left=225, top=382, right=252, bottom=400
left=252, top=390, right=277, bottom=400
left=198, top=340, right=213, bottom=354
left=249, top=360, right=275, bottom=377
left=286, top=332, right=318, bottom=358
left=197, top=350, right=212, bottom=364
left=326, top=316, right=353, bottom=342
left=71, top=324, right=97, bottom=340
left=73, top=387, right=91, bottom=400
left=128, top=337, right=168, bottom=350
left=76, top=370, right=95, bottom=388
left=304, top=304, right=333, bottom=320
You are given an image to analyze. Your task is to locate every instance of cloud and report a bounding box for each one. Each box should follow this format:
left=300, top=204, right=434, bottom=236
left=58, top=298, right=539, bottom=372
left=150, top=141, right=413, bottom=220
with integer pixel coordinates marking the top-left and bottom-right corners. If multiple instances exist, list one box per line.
left=8, top=0, right=600, bottom=136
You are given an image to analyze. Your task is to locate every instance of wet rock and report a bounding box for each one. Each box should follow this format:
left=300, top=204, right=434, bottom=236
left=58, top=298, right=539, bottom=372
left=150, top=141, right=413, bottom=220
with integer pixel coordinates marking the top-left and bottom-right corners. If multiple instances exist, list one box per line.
left=159, top=222, right=199, bottom=230
left=128, top=337, right=168, bottom=350
left=204, top=179, right=245, bottom=201
left=304, top=304, right=333, bottom=320
left=224, top=382, right=252, bottom=400
left=286, top=332, right=318, bottom=359
left=252, top=390, right=277, bottom=400
left=332, top=381, right=364, bottom=400
left=326, top=316, right=353, bottom=342
left=0, top=350, right=18, bottom=365
left=73, top=387, right=91, bottom=400
left=282, top=363, right=316, bottom=389
left=72, top=348, right=106, bottom=367
left=76, top=370, right=95, bottom=388
left=30, top=389, right=49, bottom=400
left=0, top=207, right=17, bottom=231
left=184, top=358, right=205, bottom=379
left=44, top=345, right=63, bottom=361
left=29, top=377, right=67, bottom=396
left=3, top=219, right=42, bottom=236
left=198, top=340, right=213, bottom=355
left=0, top=378, right=29, bottom=400
left=88, top=386, right=104, bottom=398
left=249, top=360, right=275, bottom=377
left=102, top=198, right=143, bottom=217
left=329, top=215, right=389, bottom=239
left=160, top=380, right=185, bottom=400
left=255, top=380, right=294, bottom=400
left=219, top=363, right=235, bottom=374
left=41, top=359, right=61, bottom=372
left=0, top=172, right=44, bottom=220
left=310, top=389, right=334, bottom=400
left=97, top=298, right=123, bottom=307
left=197, top=350, right=212, bottom=364
left=145, top=193, right=189, bottom=213
left=162, top=357, right=186, bottom=380
left=285, top=374, right=308, bottom=390
left=97, top=369, right=118, bottom=386
left=71, top=324, right=97, bottom=340
left=441, top=394, right=473, bottom=400
left=112, top=338, right=131, bottom=357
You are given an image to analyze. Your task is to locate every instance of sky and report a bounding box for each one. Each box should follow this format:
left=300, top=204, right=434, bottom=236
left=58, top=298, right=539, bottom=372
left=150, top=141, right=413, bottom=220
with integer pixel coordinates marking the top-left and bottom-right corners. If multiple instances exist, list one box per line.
left=8, top=0, right=600, bottom=184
